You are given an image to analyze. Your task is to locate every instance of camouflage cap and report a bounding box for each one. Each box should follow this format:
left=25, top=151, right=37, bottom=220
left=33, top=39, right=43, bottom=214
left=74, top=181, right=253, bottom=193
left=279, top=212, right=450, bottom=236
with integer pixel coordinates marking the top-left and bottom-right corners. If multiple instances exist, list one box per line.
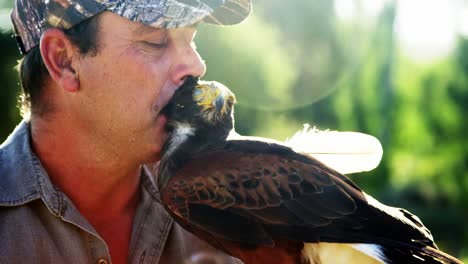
left=11, top=0, right=251, bottom=54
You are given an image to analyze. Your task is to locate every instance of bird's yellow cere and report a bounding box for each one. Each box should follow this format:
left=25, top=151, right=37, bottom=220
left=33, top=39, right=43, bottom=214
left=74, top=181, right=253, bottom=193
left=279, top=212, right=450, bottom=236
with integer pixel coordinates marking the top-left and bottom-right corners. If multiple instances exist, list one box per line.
left=193, top=82, right=221, bottom=109
left=193, top=81, right=235, bottom=117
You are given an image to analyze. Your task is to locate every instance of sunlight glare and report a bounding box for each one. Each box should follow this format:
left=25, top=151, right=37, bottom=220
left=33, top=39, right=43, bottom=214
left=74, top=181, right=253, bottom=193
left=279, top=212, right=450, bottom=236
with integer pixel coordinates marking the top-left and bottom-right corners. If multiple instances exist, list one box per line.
left=335, top=0, right=388, bottom=20
left=457, top=3, right=468, bottom=38
left=395, top=0, right=457, bottom=62
left=361, top=0, right=388, bottom=17
left=0, top=8, right=12, bottom=31
left=334, top=0, right=356, bottom=21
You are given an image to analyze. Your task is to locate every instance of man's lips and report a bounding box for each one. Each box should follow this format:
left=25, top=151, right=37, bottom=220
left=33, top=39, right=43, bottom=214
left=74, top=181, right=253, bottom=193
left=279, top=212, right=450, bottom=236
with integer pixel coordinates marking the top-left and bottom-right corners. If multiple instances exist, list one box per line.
left=158, top=88, right=179, bottom=114
left=157, top=113, right=167, bottom=127
left=156, top=113, right=170, bottom=145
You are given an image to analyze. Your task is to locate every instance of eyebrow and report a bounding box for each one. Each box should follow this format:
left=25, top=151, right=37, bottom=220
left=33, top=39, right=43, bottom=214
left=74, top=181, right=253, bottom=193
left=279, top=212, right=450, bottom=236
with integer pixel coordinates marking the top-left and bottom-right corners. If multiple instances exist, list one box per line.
left=132, top=23, right=199, bottom=36
left=132, top=24, right=164, bottom=36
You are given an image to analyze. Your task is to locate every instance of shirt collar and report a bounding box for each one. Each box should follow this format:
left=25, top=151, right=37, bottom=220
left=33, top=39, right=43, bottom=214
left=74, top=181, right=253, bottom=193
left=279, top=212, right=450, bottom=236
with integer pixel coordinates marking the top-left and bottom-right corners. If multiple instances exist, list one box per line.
left=0, top=120, right=44, bottom=207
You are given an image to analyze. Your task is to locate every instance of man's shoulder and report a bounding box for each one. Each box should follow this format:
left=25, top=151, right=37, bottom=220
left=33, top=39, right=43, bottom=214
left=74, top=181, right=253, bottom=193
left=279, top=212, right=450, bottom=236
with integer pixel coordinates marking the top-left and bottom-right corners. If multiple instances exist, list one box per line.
left=0, top=198, right=92, bottom=262
left=0, top=201, right=41, bottom=260
left=0, top=121, right=41, bottom=207
left=0, top=199, right=51, bottom=246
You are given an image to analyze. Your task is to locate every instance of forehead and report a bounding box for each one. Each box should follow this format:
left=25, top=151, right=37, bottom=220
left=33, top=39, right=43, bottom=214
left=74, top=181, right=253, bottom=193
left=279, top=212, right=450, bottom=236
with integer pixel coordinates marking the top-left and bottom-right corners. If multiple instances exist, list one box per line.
left=132, top=23, right=164, bottom=36
left=98, top=11, right=196, bottom=37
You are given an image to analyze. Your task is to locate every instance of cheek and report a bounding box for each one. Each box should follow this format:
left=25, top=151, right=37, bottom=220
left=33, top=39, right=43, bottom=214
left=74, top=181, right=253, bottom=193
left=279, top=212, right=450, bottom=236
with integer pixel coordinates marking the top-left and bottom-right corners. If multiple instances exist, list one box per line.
left=122, top=49, right=172, bottom=96
left=78, top=47, right=174, bottom=131
left=95, top=51, right=168, bottom=101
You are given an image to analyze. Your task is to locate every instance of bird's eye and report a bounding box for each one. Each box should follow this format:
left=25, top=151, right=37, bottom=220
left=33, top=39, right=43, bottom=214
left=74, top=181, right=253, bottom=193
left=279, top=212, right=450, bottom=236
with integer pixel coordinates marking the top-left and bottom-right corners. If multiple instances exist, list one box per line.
left=193, top=88, right=203, bottom=97
left=226, top=99, right=234, bottom=108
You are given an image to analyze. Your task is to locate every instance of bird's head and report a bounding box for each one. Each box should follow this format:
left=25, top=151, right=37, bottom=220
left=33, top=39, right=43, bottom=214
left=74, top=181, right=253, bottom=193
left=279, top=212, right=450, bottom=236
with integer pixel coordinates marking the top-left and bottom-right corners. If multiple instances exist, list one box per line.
left=192, top=80, right=236, bottom=123
left=161, top=76, right=236, bottom=156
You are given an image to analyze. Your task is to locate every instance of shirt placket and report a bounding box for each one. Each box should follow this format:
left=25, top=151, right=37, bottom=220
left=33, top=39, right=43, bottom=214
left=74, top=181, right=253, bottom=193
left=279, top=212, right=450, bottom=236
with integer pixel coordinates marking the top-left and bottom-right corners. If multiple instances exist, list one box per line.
left=59, top=195, right=113, bottom=264
left=88, top=233, right=112, bottom=264
left=32, top=150, right=113, bottom=263
left=128, top=175, right=174, bottom=264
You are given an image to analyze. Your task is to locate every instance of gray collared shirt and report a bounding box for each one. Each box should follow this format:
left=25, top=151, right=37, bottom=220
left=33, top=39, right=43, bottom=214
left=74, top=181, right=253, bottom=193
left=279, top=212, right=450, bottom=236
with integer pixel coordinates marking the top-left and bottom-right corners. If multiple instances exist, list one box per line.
left=0, top=121, right=241, bottom=264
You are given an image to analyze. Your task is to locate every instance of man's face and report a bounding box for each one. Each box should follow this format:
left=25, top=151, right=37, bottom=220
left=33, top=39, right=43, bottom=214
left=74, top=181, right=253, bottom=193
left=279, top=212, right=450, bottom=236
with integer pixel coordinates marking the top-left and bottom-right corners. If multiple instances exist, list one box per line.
left=73, top=12, right=206, bottom=163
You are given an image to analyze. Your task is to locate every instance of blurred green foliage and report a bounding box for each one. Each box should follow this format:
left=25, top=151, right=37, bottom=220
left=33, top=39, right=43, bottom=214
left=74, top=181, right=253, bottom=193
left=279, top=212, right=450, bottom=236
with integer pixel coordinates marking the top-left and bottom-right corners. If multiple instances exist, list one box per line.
left=0, top=0, right=467, bottom=261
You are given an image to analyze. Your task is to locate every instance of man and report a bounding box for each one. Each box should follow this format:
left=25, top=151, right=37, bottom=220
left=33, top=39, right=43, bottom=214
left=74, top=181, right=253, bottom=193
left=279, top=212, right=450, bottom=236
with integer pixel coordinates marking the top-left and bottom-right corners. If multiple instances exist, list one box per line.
left=0, top=0, right=250, bottom=263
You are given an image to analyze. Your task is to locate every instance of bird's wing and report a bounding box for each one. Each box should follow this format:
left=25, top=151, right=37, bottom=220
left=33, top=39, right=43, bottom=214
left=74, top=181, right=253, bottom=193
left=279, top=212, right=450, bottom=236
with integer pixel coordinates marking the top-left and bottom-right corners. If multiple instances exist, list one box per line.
left=161, top=139, right=434, bottom=248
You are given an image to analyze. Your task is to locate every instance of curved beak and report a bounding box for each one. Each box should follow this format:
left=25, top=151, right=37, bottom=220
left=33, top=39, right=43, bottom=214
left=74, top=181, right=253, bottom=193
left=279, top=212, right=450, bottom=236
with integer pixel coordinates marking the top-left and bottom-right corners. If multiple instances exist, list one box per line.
left=213, top=92, right=225, bottom=113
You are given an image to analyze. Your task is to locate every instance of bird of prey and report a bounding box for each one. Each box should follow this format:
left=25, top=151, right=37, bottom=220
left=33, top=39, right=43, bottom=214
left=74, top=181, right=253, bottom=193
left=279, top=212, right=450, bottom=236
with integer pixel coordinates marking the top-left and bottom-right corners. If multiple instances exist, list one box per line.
left=157, top=77, right=462, bottom=264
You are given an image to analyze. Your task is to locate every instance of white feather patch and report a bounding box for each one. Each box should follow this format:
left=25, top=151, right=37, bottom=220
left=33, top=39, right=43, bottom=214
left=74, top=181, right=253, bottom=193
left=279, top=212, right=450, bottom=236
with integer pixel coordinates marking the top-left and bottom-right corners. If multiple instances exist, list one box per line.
left=351, top=244, right=387, bottom=263
left=165, top=122, right=195, bottom=156
left=285, top=124, right=383, bottom=174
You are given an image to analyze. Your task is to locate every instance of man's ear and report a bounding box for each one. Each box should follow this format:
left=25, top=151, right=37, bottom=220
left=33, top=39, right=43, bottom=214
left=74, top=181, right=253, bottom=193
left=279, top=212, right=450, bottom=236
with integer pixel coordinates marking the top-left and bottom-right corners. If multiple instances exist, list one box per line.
left=40, top=28, right=80, bottom=92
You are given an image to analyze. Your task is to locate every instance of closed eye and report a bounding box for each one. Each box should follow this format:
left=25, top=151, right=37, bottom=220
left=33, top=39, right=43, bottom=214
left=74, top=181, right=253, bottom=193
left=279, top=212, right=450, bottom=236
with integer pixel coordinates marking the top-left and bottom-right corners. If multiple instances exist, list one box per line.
left=141, top=41, right=168, bottom=49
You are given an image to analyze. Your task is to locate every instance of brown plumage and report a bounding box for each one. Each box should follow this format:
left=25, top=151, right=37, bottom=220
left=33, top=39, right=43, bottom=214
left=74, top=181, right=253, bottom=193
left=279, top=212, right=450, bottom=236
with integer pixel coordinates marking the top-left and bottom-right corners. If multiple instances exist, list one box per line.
left=157, top=77, right=463, bottom=264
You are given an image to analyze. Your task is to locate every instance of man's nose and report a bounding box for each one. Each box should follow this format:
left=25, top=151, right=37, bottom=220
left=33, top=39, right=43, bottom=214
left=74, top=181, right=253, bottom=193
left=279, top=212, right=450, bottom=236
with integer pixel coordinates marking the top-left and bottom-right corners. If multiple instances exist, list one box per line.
left=171, top=45, right=206, bottom=86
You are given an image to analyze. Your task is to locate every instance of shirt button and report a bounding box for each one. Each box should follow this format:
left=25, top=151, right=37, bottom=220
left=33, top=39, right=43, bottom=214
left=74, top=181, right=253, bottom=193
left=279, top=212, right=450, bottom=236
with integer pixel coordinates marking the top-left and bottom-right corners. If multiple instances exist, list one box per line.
left=97, top=258, right=109, bottom=264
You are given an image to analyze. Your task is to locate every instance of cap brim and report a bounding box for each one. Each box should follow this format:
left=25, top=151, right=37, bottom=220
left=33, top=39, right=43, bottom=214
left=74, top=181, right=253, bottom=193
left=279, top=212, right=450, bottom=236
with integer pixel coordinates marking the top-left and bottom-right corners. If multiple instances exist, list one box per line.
left=202, top=0, right=252, bottom=26
left=113, top=0, right=251, bottom=29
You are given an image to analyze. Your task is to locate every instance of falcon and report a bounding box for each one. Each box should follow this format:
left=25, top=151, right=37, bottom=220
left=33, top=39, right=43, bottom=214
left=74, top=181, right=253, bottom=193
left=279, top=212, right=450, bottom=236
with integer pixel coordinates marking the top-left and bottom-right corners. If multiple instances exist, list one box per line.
left=157, top=77, right=462, bottom=264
